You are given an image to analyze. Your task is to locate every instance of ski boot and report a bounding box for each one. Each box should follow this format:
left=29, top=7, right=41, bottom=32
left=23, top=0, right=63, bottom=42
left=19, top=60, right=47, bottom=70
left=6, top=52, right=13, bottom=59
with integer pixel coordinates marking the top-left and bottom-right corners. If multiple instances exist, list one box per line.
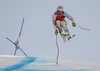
left=67, top=35, right=71, bottom=40
left=60, top=32, right=66, bottom=42
left=65, top=32, right=71, bottom=40
left=60, top=32, right=64, bottom=37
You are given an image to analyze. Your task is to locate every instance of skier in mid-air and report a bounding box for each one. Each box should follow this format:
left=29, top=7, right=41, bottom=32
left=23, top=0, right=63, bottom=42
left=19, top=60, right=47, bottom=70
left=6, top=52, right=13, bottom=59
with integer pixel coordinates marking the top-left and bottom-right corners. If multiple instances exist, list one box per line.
left=52, top=6, right=76, bottom=41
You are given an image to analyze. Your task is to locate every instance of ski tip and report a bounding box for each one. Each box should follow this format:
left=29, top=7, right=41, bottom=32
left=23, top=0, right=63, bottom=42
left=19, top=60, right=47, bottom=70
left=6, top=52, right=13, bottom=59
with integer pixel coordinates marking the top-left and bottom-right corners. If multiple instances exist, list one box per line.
left=73, top=34, right=75, bottom=37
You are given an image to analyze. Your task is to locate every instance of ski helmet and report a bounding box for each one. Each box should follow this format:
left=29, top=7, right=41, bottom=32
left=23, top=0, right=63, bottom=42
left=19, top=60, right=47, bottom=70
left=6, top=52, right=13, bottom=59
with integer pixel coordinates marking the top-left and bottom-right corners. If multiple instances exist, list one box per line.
left=57, top=6, right=63, bottom=14
left=57, top=6, right=63, bottom=11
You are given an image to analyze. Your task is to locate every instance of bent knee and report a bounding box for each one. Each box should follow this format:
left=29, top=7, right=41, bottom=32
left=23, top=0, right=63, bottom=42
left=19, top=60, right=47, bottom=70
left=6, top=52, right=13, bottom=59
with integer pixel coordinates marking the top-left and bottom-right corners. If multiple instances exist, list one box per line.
left=56, top=20, right=61, bottom=24
left=61, top=21, right=67, bottom=25
left=56, top=20, right=61, bottom=26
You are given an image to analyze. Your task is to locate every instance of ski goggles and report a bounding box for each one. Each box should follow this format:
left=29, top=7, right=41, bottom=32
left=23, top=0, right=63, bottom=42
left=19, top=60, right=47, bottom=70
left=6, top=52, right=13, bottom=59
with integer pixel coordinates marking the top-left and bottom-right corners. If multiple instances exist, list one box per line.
left=57, top=11, right=63, bottom=14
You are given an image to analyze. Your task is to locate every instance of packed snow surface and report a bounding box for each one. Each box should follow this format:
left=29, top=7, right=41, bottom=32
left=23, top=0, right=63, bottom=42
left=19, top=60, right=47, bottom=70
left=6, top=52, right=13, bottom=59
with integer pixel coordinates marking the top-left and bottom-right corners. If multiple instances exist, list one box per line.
left=0, top=55, right=100, bottom=71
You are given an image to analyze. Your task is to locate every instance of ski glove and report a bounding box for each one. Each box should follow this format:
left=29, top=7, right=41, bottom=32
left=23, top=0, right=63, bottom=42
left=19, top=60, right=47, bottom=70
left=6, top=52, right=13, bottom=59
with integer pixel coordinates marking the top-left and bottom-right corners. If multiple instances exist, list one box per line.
left=55, top=30, right=58, bottom=35
left=72, top=23, right=76, bottom=27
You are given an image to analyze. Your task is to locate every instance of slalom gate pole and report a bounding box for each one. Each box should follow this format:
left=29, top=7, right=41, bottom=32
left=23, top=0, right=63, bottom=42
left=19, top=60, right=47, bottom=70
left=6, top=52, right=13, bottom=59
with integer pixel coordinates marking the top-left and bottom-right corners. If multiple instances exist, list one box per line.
left=78, top=25, right=91, bottom=31
left=56, top=35, right=59, bottom=64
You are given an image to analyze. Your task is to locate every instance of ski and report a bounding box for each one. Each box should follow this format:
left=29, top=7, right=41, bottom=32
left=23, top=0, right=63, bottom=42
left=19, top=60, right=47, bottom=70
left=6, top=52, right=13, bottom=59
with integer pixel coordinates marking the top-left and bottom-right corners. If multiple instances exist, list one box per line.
left=67, top=34, right=75, bottom=42
left=61, top=34, right=68, bottom=42
left=63, top=34, right=66, bottom=42
left=62, top=34, right=75, bottom=42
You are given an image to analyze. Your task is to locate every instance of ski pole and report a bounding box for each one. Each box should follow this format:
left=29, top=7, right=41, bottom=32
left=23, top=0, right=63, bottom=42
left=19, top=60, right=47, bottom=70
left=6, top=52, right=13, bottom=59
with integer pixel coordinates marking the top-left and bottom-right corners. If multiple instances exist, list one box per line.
left=77, top=25, right=91, bottom=31
left=56, top=35, right=59, bottom=64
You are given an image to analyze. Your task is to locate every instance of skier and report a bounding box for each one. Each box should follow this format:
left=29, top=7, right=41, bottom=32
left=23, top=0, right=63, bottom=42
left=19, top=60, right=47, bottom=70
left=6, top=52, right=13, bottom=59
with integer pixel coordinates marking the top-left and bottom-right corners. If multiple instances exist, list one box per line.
left=52, top=6, right=76, bottom=40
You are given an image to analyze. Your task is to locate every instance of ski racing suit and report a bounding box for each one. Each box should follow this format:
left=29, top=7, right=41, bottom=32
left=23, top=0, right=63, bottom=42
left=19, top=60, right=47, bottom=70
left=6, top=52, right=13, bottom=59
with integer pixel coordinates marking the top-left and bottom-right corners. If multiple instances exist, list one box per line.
left=52, top=11, right=75, bottom=34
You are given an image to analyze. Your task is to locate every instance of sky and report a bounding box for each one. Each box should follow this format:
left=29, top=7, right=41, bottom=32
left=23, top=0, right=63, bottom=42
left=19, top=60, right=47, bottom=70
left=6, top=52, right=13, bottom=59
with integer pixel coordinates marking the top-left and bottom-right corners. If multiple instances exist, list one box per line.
left=0, top=0, right=100, bottom=63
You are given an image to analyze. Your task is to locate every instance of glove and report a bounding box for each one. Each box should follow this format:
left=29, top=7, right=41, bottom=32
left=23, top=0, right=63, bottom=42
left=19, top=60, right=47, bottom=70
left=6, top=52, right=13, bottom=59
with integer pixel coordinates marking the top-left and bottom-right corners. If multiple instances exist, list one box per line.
left=72, top=23, right=76, bottom=27
left=55, top=30, right=58, bottom=35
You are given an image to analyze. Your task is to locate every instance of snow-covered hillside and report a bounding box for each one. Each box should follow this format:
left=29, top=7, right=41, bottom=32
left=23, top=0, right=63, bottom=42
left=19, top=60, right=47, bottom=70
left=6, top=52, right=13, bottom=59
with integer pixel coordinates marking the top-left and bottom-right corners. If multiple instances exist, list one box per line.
left=0, top=55, right=100, bottom=71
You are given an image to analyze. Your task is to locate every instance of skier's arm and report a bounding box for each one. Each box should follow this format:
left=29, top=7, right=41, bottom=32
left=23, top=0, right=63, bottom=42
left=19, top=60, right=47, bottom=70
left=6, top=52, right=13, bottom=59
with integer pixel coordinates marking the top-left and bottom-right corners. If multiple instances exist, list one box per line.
left=64, top=12, right=75, bottom=23
left=64, top=12, right=76, bottom=27
left=52, top=13, right=57, bottom=30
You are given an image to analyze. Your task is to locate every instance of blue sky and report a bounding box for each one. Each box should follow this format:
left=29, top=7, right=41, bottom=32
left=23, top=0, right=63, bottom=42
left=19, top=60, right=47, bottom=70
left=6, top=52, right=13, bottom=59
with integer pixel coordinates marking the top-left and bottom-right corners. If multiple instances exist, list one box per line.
left=0, top=0, right=100, bottom=63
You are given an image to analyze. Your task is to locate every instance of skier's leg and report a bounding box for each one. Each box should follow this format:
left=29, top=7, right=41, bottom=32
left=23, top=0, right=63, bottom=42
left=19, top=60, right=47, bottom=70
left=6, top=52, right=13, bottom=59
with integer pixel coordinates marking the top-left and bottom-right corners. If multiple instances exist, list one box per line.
left=61, top=20, right=71, bottom=40
left=56, top=20, right=63, bottom=35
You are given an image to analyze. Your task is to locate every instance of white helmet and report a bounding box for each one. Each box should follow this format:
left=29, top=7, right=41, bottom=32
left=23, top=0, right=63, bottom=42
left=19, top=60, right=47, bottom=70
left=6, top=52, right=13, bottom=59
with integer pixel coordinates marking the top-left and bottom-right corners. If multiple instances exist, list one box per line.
left=57, top=6, right=63, bottom=11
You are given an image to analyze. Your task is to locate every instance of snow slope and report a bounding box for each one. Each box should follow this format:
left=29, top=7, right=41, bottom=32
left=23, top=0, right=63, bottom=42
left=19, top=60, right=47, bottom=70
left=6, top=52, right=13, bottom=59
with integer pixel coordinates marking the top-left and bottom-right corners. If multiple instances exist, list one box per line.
left=0, top=55, right=100, bottom=71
